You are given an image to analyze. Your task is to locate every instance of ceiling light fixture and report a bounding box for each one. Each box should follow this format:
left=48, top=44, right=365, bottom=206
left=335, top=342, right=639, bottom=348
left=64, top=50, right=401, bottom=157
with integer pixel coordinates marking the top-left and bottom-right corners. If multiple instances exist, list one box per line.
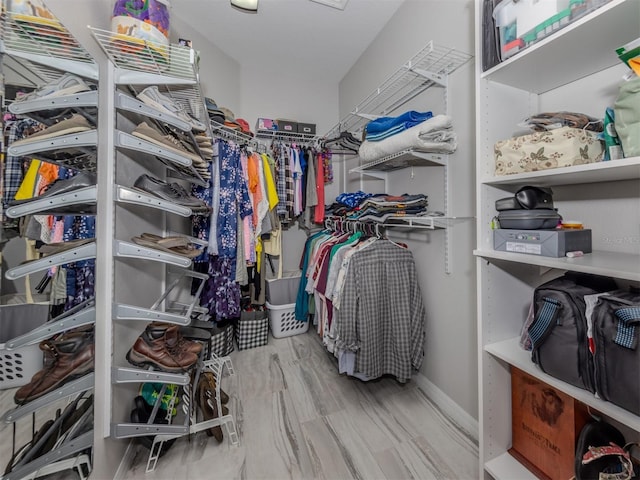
left=230, top=0, right=258, bottom=13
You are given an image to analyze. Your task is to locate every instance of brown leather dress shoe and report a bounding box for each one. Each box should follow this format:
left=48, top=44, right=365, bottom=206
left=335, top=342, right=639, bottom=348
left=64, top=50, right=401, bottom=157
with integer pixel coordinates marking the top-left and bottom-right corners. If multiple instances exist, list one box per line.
left=126, top=324, right=198, bottom=373
left=148, top=322, right=203, bottom=355
left=14, top=331, right=95, bottom=405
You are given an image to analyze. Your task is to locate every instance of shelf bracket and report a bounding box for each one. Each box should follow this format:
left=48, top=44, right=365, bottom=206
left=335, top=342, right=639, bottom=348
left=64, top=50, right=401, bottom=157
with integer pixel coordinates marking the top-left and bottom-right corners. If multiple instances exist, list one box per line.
left=113, top=303, right=191, bottom=325
left=7, top=130, right=98, bottom=157
left=1, top=430, right=94, bottom=480
left=5, top=242, right=97, bottom=280
left=6, top=186, right=97, bottom=218
left=115, top=91, right=192, bottom=132
left=111, top=423, right=189, bottom=439
left=9, top=90, right=99, bottom=115
left=112, top=367, right=190, bottom=385
left=410, top=67, right=447, bottom=88
left=2, top=373, right=95, bottom=424
left=114, top=130, right=191, bottom=167
left=7, top=306, right=96, bottom=349
left=113, top=239, right=192, bottom=268
left=115, top=185, right=192, bottom=217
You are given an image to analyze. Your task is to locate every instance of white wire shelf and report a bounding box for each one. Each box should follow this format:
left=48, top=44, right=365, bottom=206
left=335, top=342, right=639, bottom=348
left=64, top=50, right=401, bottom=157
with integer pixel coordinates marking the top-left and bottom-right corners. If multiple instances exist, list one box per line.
left=1, top=10, right=98, bottom=80
left=325, top=41, right=472, bottom=138
left=211, top=121, right=258, bottom=147
left=349, top=148, right=448, bottom=174
left=89, top=27, right=196, bottom=85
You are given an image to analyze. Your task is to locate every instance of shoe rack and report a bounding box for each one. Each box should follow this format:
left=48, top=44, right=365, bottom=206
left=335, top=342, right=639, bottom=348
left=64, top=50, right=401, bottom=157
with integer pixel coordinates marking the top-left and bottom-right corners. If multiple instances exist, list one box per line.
left=89, top=26, right=239, bottom=474
left=0, top=7, right=98, bottom=480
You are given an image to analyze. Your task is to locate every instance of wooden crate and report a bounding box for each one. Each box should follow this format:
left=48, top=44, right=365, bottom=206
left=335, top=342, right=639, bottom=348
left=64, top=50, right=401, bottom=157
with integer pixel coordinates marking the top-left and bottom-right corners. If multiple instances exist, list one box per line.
left=510, top=367, right=591, bottom=480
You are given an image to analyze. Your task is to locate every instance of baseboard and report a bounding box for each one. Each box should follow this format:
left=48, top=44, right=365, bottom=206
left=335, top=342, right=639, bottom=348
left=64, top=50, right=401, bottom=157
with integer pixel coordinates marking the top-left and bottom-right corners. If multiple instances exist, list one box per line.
left=113, top=440, right=135, bottom=480
left=412, top=372, right=479, bottom=441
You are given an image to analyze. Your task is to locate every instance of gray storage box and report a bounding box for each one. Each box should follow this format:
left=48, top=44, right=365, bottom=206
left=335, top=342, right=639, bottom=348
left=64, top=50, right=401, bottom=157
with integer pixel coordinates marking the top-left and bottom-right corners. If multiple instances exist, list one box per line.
left=493, top=228, right=592, bottom=257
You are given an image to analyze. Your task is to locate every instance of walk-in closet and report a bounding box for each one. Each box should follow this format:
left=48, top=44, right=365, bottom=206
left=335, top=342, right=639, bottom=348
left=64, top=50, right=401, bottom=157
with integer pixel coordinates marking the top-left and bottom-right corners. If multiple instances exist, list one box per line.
left=0, top=0, right=638, bottom=479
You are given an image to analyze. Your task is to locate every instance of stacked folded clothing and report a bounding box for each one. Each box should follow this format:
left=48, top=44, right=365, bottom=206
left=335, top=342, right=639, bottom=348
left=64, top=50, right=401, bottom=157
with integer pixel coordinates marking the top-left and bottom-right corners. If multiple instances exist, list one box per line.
left=359, top=114, right=457, bottom=162
left=347, top=193, right=428, bottom=222
left=326, top=193, right=429, bottom=223
left=365, top=110, right=433, bottom=141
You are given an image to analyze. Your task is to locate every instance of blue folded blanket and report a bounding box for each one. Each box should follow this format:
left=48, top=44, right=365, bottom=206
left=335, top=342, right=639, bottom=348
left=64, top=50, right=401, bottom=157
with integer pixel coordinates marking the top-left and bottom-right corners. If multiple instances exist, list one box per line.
left=365, top=110, right=433, bottom=139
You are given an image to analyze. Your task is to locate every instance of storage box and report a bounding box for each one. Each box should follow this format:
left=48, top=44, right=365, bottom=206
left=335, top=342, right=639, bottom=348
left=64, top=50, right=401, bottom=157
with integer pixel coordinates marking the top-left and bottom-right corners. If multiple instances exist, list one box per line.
left=494, top=228, right=592, bottom=257
left=297, top=123, right=316, bottom=135
left=235, top=310, right=268, bottom=350
left=494, top=126, right=603, bottom=176
left=266, top=273, right=309, bottom=338
left=510, top=367, right=591, bottom=480
left=256, top=117, right=277, bottom=131
left=0, top=301, right=50, bottom=389
left=493, top=0, right=571, bottom=60
left=209, top=324, right=234, bottom=357
left=276, top=119, right=298, bottom=133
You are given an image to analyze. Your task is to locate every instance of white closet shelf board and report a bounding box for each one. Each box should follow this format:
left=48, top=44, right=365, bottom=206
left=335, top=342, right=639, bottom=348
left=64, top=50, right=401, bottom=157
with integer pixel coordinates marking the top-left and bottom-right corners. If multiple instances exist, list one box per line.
left=485, top=453, right=537, bottom=480
left=474, top=249, right=640, bottom=282
left=7, top=130, right=98, bottom=157
left=1, top=11, right=98, bottom=80
left=481, top=156, right=640, bottom=186
left=326, top=41, right=472, bottom=138
left=481, top=0, right=639, bottom=93
left=349, top=148, right=448, bottom=174
left=485, top=337, right=640, bottom=431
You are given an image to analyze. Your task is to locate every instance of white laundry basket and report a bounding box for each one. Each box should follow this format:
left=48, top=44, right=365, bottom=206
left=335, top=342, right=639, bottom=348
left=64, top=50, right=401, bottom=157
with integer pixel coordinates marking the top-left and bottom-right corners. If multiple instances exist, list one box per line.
left=265, top=273, right=309, bottom=339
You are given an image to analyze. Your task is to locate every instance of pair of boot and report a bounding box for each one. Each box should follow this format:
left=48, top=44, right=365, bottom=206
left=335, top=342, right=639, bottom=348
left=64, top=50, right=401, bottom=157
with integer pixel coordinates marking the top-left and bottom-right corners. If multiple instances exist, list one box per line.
left=126, top=323, right=202, bottom=373
left=14, top=328, right=94, bottom=405
left=197, top=371, right=229, bottom=442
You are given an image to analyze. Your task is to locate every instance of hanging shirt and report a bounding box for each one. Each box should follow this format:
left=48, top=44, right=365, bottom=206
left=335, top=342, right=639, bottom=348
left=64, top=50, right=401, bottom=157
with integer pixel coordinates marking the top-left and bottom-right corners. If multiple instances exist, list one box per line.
left=217, top=140, right=253, bottom=273
left=313, top=151, right=325, bottom=223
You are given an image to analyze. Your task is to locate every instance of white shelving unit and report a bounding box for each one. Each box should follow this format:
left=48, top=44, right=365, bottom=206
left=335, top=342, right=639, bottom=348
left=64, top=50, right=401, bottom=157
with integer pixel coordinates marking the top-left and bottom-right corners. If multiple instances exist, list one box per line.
left=474, top=1, right=640, bottom=478
left=331, top=41, right=473, bottom=272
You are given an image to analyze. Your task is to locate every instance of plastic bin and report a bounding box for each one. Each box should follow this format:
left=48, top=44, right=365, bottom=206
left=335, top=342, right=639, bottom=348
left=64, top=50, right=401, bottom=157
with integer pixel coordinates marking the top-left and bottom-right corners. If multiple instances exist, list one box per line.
left=266, top=273, right=309, bottom=338
left=0, top=299, right=50, bottom=389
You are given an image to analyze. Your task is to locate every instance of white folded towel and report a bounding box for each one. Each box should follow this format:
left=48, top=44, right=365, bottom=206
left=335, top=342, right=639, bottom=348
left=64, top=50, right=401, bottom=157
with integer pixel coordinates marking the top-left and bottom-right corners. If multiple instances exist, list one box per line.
left=358, top=114, right=457, bottom=162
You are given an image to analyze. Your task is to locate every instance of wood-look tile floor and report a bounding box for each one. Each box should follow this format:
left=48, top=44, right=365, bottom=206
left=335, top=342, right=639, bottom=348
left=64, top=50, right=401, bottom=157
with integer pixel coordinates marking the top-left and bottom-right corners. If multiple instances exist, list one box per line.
left=119, top=330, right=479, bottom=480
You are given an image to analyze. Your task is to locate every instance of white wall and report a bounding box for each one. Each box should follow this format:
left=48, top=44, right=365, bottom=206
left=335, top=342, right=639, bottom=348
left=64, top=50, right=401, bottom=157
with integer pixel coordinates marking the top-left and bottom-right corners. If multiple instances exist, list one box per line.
left=339, top=0, right=478, bottom=420
left=238, top=66, right=341, bottom=272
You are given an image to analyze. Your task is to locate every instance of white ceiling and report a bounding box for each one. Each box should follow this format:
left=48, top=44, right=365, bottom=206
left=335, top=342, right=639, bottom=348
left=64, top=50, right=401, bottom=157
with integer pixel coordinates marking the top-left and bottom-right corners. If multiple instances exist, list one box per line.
left=173, top=0, right=405, bottom=83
